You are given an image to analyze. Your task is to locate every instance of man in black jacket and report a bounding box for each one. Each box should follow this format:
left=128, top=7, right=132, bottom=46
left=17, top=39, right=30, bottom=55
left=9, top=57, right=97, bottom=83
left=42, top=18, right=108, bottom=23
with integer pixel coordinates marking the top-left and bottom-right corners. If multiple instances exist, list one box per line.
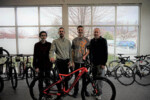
left=33, top=31, right=52, bottom=100
left=89, top=28, right=108, bottom=100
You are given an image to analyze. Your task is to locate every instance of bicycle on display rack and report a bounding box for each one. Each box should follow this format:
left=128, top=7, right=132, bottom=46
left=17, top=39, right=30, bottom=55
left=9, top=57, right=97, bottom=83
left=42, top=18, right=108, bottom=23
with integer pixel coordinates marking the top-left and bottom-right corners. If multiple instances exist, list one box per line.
left=105, top=54, right=134, bottom=77
left=0, top=47, right=10, bottom=92
left=2, top=54, right=18, bottom=90
left=105, top=54, right=135, bottom=86
left=131, top=55, right=150, bottom=86
left=23, top=54, right=36, bottom=87
left=29, top=60, right=116, bottom=100
left=0, top=47, right=18, bottom=92
left=15, top=54, right=25, bottom=80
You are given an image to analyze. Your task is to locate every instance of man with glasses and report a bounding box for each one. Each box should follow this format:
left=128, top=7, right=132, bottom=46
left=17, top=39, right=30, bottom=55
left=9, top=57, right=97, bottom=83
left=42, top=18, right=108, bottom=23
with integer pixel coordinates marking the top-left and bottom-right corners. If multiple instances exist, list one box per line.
left=49, top=27, right=72, bottom=100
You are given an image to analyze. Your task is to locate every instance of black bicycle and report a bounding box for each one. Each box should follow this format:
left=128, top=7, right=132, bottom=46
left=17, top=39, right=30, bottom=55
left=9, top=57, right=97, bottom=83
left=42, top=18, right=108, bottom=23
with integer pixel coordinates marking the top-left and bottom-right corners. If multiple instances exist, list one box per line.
left=24, top=55, right=35, bottom=87
left=0, top=47, right=10, bottom=92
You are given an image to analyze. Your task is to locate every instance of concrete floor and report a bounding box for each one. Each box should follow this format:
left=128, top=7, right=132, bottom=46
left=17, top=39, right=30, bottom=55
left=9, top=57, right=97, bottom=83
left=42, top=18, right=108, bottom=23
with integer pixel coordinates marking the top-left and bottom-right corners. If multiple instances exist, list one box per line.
left=0, top=77, right=150, bottom=100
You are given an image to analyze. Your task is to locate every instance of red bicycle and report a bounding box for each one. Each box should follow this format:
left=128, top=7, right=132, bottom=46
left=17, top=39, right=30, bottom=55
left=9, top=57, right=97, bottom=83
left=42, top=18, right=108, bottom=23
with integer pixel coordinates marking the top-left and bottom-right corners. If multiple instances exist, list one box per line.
left=29, top=60, right=116, bottom=100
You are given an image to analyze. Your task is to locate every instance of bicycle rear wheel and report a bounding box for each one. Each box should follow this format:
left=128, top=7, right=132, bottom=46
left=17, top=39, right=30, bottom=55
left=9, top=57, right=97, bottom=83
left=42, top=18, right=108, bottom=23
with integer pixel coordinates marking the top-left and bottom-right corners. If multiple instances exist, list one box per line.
left=108, top=60, right=119, bottom=77
left=18, top=62, right=25, bottom=79
left=25, top=67, right=35, bottom=87
left=85, top=77, right=116, bottom=100
left=10, top=67, right=18, bottom=89
left=29, top=77, right=58, bottom=100
left=0, top=48, right=10, bottom=66
left=115, top=65, right=135, bottom=86
left=135, top=66, right=150, bottom=86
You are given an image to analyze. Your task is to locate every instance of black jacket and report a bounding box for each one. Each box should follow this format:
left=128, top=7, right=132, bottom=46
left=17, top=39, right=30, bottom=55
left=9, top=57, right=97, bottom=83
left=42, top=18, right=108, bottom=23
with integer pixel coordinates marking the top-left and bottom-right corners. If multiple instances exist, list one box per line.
left=89, top=36, right=108, bottom=66
left=33, top=41, right=52, bottom=70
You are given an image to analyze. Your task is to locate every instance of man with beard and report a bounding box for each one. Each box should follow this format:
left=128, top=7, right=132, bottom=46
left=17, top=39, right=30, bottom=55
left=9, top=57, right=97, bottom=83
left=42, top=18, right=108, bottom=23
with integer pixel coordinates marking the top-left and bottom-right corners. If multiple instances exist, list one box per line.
left=72, top=25, right=90, bottom=98
left=49, top=27, right=72, bottom=100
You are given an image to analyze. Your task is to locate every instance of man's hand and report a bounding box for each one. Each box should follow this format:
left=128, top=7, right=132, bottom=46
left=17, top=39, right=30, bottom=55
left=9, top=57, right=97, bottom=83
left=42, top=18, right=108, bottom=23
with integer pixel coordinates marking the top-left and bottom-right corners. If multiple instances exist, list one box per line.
left=82, top=55, right=86, bottom=60
left=68, top=61, right=72, bottom=68
left=50, top=58, right=55, bottom=63
left=35, top=68, right=39, bottom=73
left=101, top=65, right=105, bottom=69
left=71, top=62, right=75, bottom=69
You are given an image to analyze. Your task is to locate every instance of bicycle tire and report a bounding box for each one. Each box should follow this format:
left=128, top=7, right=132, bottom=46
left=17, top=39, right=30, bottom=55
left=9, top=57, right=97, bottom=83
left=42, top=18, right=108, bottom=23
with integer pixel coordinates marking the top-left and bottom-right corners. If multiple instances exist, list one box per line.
left=108, top=60, right=119, bottom=77
left=10, top=67, right=18, bottom=89
left=0, top=48, right=10, bottom=66
left=0, top=76, right=4, bottom=92
left=84, top=77, right=116, bottom=100
left=135, top=65, right=150, bottom=86
left=18, top=62, right=25, bottom=79
left=25, top=67, right=35, bottom=87
left=29, top=77, right=58, bottom=100
left=115, top=65, right=135, bottom=86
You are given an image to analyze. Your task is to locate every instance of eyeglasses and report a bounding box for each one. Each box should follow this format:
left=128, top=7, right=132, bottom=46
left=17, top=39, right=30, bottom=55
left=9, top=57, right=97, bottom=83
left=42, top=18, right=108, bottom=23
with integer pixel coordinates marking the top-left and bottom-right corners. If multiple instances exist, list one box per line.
left=59, top=31, right=64, bottom=32
left=41, top=35, right=47, bottom=36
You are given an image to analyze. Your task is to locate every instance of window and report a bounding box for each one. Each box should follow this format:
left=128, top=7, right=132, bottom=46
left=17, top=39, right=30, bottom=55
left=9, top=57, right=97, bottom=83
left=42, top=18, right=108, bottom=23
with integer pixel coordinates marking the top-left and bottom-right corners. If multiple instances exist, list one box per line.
left=0, top=28, right=16, bottom=54
left=40, top=7, right=62, bottom=25
left=0, top=5, right=139, bottom=61
left=117, top=6, right=139, bottom=25
left=0, top=6, right=62, bottom=54
left=69, top=7, right=91, bottom=25
left=93, top=6, right=115, bottom=25
left=68, top=5, right=139, bottom=61
left=18, top=27, right=39, bottom=54
left=0, top=8, right=15, bottom=26
left=17, top=7, right=38, bottom=25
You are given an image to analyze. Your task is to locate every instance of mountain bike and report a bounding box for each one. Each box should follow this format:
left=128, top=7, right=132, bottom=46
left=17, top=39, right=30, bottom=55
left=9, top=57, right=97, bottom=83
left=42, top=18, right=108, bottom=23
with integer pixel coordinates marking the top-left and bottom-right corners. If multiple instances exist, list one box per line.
left=29, top=60, right=116, bottom=100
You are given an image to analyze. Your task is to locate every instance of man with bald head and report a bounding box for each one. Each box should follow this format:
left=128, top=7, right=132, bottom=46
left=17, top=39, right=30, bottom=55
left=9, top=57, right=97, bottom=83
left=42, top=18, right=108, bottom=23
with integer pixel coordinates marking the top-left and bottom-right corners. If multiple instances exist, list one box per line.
left=89, top=28, right=108, bottom=100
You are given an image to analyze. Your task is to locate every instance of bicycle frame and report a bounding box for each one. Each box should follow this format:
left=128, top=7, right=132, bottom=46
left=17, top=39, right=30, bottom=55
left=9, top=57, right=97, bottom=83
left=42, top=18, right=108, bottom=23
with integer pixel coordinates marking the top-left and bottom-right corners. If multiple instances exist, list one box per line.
left=132, top=59, right=144, bottom=74
left=43, top=67, right=88, bottom=96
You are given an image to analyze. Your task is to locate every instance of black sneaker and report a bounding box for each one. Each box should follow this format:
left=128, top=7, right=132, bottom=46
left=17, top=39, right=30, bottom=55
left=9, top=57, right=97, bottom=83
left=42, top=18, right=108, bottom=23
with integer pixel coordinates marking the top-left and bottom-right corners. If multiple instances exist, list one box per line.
left=54, top=96, right=62, bottom=100
left=72, top=93, right=78, bottom=98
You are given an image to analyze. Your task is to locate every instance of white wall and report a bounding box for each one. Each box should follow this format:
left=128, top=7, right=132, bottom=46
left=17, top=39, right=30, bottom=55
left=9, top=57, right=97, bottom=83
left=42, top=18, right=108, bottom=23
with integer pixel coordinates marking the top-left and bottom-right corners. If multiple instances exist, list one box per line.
left=140, top=0, right=150, bottom=55
left=0, top=0, right=150, bottom=55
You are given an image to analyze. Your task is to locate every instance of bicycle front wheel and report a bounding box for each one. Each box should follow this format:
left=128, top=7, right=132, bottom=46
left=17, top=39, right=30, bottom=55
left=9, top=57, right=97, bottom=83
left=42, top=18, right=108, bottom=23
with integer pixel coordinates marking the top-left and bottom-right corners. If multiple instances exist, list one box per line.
left=25, top=67, right=35, bottom=87
left=108, top=60, right=119, bottom=77
left=135, top=66, right=150, bottom=86
left=85, top=77, right=116, bottom=100
left=29, top=77, right=58, bottom=100
left=115, top=65, right=135, bottom=86
left=18, top=62, right=25, bottom=79
left=10, top=67, right=18, bottom=89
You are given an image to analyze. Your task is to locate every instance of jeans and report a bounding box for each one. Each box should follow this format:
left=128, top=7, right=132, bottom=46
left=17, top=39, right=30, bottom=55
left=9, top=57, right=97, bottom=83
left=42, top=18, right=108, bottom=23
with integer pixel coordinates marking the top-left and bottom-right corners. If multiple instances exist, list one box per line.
left=92, top=65, right=105, bottom=96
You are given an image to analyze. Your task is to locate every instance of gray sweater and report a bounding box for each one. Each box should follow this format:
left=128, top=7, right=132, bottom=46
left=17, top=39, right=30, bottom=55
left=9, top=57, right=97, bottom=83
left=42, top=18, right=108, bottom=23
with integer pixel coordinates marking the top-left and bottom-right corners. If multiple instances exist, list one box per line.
left=49, top=37, right=72, bottom=61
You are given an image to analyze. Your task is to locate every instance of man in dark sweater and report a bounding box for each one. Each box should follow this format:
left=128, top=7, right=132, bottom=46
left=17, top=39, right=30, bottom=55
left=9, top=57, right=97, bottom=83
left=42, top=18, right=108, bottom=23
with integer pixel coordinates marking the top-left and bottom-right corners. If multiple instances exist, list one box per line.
left=89, top=28, right=108, bottom=100
left=33, top=31, right=52, bottom=100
